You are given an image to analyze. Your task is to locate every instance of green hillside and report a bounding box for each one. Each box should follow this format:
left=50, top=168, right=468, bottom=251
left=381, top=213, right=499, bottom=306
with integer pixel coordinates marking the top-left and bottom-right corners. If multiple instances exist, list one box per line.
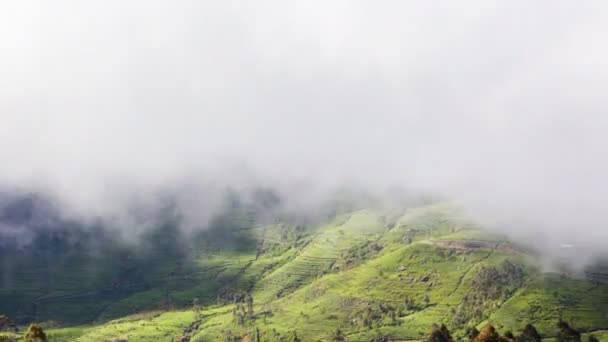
left=1, top=203, right=607, bottom=341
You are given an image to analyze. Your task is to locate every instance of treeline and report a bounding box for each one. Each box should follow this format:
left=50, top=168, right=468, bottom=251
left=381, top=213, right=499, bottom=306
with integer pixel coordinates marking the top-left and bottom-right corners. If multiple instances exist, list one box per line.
left=219, top=319, right=596, bottom=342
left=424, top=320, right=598, bottom=342
left=0, top=320, right=602, bottom=342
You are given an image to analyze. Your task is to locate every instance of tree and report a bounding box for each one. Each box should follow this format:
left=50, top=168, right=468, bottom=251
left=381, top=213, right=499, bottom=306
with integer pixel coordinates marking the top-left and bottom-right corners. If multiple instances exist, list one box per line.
left=254, top=327, right=261, bottom=342
left=404, top=296, right=415, bottom=310
left=427, top=324, right=453, bottom=342
left=556, top=320, right=580, bottom=342
left=466, top=327, right=480, bottom=341
left=192, top=298, right=202, bottom=320
left=474, top=324, right=500, bottom=342
left=24, top=324, right=47, bottom=342
left=517, top=324, right=541, bottom=342
left=246, top=294, right=254, bottom=317
left=389, top=310, right=398, bottom=325
left=501, top=331, right=516, bottom=342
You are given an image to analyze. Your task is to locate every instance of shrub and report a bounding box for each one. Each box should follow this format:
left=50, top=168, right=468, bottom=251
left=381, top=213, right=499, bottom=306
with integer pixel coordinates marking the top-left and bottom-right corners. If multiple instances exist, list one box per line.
left=24, top=324, right=47, bottom=342
left=474, top=324, right=500, bottom=342
left=517, top=324, right=541, bottom=342
left=556, top=320, right=580, bottom=342
left=427, top=324, right=454, bottom=342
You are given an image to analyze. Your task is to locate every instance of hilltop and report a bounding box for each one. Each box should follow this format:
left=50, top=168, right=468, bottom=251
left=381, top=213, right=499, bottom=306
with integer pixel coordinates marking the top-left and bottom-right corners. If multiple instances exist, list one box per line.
left=1, top=202, right=607, bottom=341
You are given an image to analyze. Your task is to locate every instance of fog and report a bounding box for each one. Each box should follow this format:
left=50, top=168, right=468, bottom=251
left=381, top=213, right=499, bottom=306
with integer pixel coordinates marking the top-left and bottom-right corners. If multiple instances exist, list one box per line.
left=1, top=1, right=607, bottom=266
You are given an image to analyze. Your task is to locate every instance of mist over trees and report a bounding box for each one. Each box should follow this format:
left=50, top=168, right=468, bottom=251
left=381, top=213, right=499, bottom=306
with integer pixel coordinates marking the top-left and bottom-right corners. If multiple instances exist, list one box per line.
left=1, top=1, right=608, bottom=269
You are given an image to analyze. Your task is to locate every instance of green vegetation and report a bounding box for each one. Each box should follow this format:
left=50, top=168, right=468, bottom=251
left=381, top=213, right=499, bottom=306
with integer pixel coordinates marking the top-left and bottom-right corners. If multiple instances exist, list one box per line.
left=1, top=203, right=607, bottom=341
left=23, top=324, right=47, bottom=342
left=453, top=261, right=525, bottom=328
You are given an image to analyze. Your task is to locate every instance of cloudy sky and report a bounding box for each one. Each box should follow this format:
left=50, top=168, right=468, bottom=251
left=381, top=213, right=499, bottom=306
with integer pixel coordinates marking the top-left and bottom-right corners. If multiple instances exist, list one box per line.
left=1, top=1, right=607, bottom=264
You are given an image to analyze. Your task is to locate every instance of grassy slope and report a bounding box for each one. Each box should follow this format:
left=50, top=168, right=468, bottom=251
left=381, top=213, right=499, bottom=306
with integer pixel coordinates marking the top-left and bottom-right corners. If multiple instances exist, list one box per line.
left=3, top=204, right=608, bottom=341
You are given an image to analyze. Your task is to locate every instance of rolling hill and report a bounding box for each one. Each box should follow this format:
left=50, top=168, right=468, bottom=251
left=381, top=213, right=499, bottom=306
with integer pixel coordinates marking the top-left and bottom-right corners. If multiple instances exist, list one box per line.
left=1, top=201, right=607, bottom=341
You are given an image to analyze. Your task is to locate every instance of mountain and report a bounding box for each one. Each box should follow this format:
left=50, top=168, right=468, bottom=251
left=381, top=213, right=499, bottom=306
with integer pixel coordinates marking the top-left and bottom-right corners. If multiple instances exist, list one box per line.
left=1, top=201, right=607, bottom=341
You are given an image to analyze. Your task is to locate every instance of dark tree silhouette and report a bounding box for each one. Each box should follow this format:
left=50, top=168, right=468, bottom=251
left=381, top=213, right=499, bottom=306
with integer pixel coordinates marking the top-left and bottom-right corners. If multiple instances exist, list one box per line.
left=467, top=326, right=480, bottom=341
left=192, top=297, right=202, bottom=320
left=557, top=320, right=581, bottom=342
left=500, top=331, right=516, bottom=342
left=517, top=324, right=541, bottom=342
left=474, top=324, right=501, bottom=342
left=246, top=294, right=254, bottom=317
left=427, top=324, right=454, bottom=342
left=24, top=324, right=47, bottom=342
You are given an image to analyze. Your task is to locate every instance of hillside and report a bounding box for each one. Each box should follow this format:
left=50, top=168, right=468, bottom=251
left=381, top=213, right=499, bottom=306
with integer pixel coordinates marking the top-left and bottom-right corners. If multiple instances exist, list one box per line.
left=1, top=203, right=607, bottom=341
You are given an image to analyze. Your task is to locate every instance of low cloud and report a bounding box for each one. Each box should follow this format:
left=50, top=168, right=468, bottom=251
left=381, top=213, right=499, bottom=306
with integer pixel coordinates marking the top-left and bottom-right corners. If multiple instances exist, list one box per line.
left=1, top=1, right=607, bottom=266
